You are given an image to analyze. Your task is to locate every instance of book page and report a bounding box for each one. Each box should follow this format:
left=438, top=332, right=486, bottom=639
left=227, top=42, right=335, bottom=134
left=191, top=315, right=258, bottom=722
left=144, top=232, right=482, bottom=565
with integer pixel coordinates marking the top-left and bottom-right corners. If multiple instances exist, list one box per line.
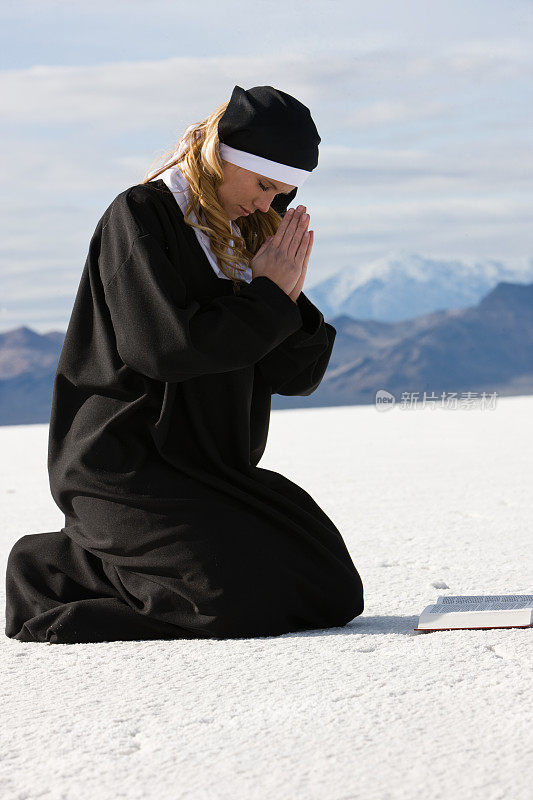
left=435, top=595, right=533, bottom=609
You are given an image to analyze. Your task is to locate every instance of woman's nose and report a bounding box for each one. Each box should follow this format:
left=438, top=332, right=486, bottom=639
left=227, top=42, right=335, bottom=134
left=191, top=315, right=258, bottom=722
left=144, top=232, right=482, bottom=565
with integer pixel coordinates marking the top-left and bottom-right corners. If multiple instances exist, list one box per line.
left=253, top=197, right=272, bottom=213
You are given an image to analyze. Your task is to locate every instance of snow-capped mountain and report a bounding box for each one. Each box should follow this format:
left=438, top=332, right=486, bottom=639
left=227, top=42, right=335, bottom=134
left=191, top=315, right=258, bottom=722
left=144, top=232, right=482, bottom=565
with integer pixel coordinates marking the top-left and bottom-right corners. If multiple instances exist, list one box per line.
left=306, top=252, right=533, bottom=322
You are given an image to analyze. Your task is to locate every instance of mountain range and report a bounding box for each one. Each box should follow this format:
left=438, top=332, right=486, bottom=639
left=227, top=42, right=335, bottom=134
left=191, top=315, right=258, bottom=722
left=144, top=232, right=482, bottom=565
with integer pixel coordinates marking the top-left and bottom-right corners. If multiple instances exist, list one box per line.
left=0, top=279, right=532, bottom=424
left=272, top=280, right=533, bottom=409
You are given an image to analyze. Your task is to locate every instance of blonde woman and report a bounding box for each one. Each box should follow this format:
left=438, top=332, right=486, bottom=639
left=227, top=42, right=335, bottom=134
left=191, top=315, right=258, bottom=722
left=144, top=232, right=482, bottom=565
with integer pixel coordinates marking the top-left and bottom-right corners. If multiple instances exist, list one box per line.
left=5, top=85, right=364, bottom=644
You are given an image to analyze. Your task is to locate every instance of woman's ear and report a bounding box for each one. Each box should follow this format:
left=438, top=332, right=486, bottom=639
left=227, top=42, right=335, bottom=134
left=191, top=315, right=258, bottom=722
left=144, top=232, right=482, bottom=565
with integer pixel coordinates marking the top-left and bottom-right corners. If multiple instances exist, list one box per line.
left=271, top=187, right=298, bottom=217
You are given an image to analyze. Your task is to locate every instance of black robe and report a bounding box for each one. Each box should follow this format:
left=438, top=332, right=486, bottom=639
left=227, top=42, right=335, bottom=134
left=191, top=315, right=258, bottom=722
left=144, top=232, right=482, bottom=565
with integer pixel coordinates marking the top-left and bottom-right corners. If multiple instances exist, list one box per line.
left=4, top=179, right=364, bottom=644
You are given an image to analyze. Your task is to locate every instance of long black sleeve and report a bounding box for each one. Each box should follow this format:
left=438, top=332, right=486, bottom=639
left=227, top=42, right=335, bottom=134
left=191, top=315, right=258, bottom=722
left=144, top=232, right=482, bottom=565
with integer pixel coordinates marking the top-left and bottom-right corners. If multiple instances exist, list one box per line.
left=256, top=290, right=336, bottom=396
left=100, top=191, right=304, bottom=383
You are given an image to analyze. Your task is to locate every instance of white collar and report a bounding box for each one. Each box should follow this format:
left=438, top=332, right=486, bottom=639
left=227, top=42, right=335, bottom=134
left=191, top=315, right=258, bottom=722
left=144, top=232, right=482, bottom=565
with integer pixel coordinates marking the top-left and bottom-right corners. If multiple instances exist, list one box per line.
left=157, top=138, right=252, bottom=283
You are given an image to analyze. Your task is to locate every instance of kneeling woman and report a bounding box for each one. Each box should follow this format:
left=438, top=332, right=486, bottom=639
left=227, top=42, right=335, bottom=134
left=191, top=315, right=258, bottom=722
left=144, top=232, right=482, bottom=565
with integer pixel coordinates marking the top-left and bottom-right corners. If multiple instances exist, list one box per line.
left=5, top=84, right=364, bottom=644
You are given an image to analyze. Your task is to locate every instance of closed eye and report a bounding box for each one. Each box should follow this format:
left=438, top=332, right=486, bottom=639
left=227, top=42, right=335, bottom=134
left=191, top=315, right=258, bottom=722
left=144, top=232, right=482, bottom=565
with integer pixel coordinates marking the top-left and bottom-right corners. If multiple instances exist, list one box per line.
left=259, top=180, right=291, bottom=195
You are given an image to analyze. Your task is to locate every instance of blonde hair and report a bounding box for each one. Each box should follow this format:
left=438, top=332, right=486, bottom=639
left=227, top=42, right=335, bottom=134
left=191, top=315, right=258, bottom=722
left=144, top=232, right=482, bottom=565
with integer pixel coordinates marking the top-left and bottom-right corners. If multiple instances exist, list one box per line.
left=141, top=99, right=283, bottom=292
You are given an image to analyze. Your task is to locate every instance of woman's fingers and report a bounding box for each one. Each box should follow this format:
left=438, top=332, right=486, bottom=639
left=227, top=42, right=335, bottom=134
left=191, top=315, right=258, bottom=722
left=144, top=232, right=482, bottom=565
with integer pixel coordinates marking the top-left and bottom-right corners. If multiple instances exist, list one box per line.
left=295, top=228, right=312, bottom=266
left=303, top=229, right=314, bottom=270
left=289, top=230, right=313, bottom=300
left=287, top=212, right=310, bottom=261
left=271, top=207, right=295, bottom=247
left=267, top=205, right=312, bottom=280
left=274, top=206, right=307, bottom=251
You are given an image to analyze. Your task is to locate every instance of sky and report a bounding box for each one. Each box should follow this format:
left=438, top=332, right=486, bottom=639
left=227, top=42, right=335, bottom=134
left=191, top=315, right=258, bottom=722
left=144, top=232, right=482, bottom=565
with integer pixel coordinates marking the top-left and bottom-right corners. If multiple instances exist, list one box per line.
left=1, top=0, right=532, bottom=332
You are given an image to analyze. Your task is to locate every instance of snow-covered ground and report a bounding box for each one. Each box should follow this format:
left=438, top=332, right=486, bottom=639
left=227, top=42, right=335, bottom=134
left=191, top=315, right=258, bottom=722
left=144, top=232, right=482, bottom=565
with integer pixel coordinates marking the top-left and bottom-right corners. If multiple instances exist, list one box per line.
left=1, top=395, right=532, bottom=800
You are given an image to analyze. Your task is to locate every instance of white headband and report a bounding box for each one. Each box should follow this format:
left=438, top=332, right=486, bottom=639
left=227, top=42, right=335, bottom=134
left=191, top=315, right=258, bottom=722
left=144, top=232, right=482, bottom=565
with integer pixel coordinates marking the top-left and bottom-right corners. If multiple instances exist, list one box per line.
left=218, top=143, right=310, bottom=187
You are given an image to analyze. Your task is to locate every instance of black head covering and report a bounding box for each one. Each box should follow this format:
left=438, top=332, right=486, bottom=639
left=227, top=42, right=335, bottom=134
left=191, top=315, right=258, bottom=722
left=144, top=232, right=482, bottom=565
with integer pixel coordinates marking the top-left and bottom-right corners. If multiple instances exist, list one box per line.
left=218, top=85, right=320, bottom=216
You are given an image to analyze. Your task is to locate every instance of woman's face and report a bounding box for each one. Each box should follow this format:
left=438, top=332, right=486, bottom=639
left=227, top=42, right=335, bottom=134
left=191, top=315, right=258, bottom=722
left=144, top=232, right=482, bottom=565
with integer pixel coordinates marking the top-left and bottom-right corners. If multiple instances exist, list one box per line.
left=217, top=160, right=296, bottom=221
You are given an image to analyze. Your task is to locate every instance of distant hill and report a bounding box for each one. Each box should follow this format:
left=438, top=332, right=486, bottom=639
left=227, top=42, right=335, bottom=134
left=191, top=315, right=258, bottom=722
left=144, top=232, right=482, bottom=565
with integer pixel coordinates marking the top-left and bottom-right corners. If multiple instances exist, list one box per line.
left=1, top=282, right=532, bottom=423
left=272, top=280, right=533, bottom=409
left=0, top=326, right=65, bottom=425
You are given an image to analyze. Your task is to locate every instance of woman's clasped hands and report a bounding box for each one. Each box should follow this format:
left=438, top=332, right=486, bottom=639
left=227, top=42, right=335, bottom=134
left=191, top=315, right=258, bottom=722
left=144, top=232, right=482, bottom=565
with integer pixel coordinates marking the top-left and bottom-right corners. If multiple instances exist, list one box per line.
left=251, top=205, right=314, bottom=302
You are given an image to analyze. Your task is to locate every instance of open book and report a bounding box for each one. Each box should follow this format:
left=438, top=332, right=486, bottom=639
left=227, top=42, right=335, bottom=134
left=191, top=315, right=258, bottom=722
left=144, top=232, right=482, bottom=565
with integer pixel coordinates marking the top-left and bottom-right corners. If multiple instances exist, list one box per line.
left=414, top=594, right=533, bottom=632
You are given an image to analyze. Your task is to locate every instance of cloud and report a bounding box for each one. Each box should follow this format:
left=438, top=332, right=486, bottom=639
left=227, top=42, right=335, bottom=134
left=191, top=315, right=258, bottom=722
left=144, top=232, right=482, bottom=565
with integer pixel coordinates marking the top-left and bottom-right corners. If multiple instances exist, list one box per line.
left=2, top=41, right=531, bottom=127
left=0, top=37, right=532, bottom=330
